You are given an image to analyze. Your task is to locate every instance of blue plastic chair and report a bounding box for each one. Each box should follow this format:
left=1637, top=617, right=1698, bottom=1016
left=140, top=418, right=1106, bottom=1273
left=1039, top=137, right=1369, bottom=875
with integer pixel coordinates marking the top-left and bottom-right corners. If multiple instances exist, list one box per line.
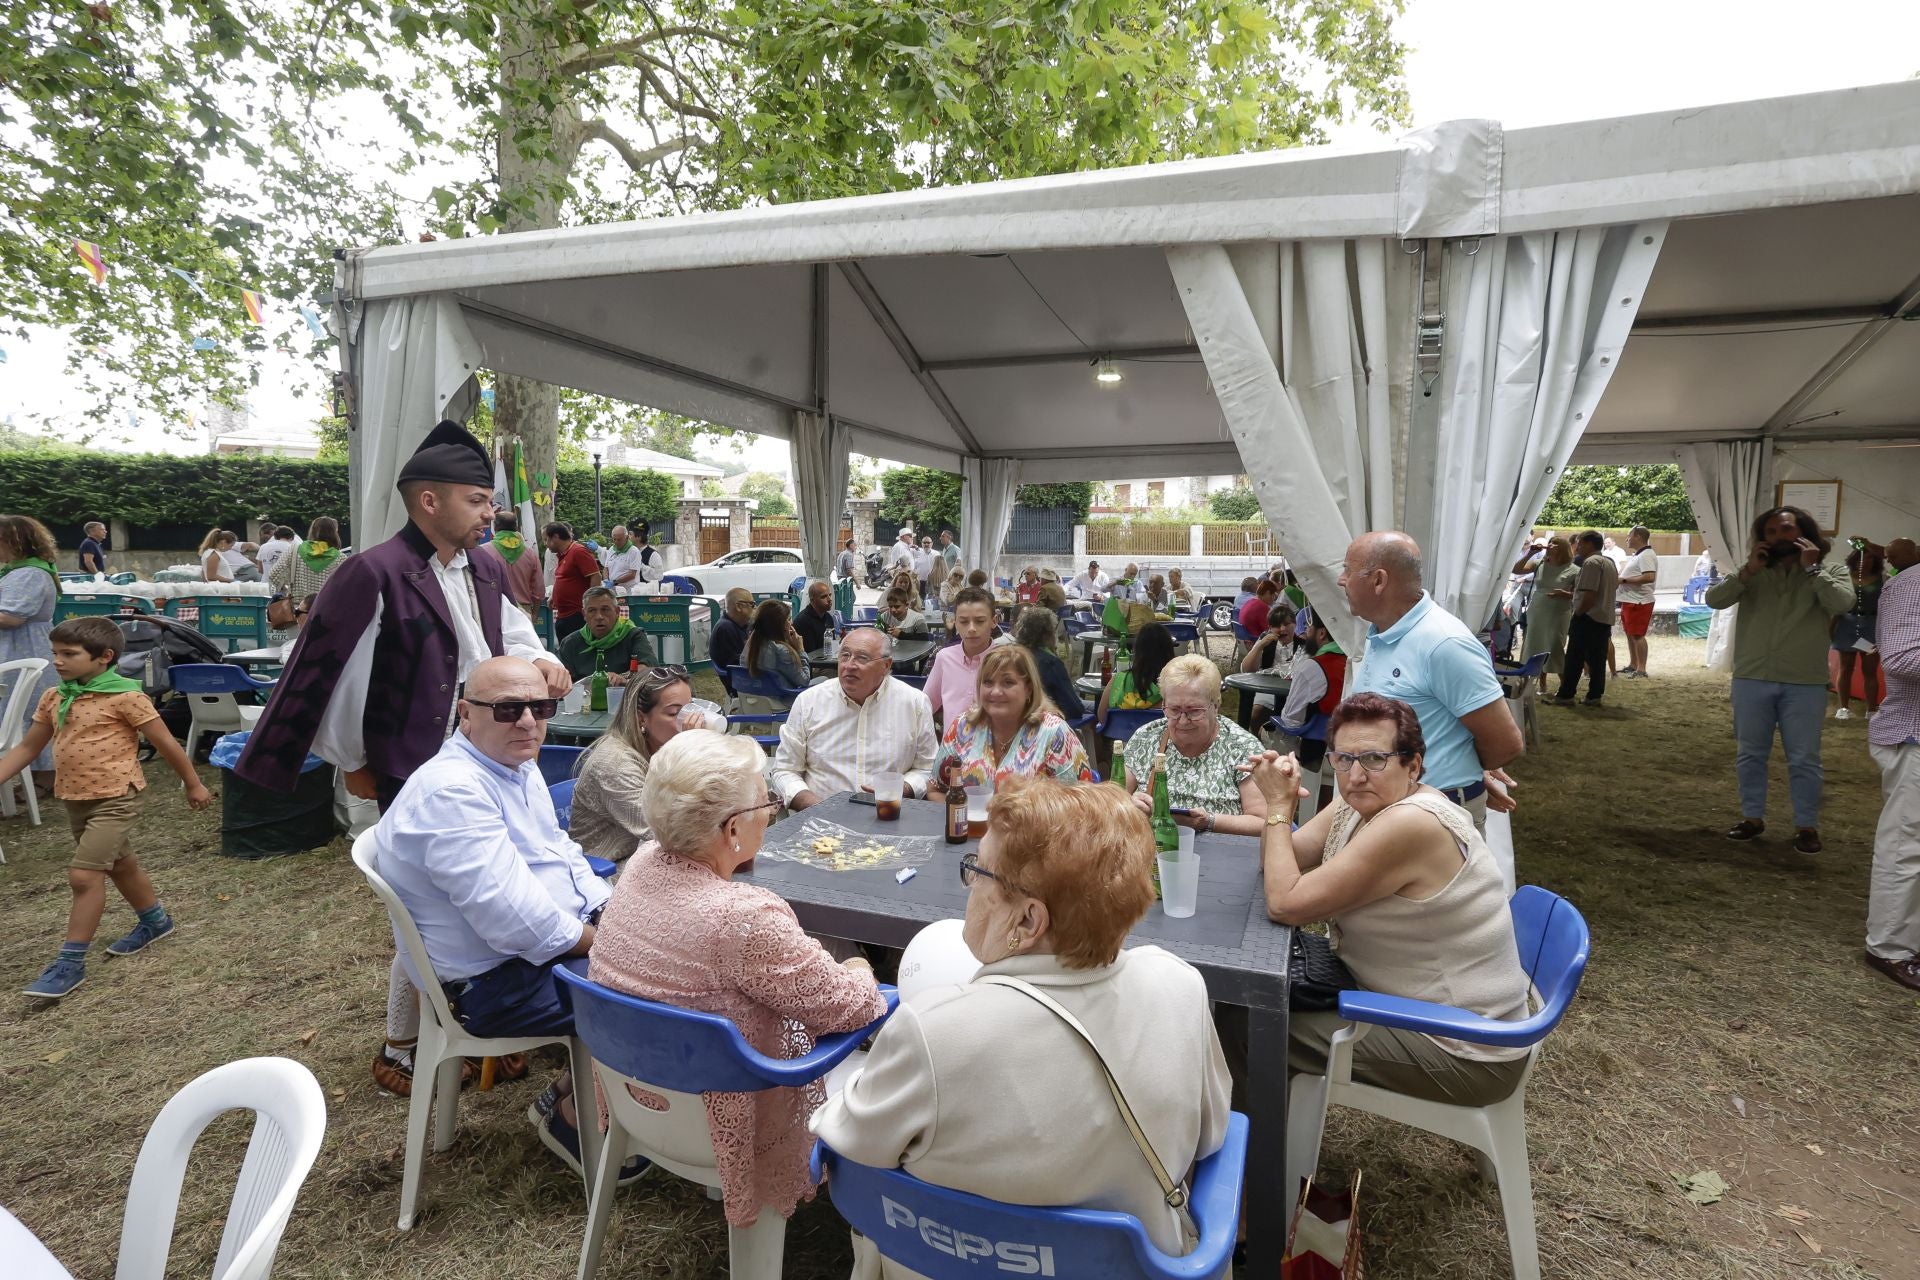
left=1098, top=708, right=1164, bottom=751
left=852, top=605, right=879, bottom=623
left=727, top=711, right=788, bottom=752
left=553, top=968, right=897, bottom=1280
left=548, top=778, right=577, bottom=828
left=725, top=664, right=806, bottom=715
left=660, top=574, right=696, bottom=594
left=168, top=663, right=276, bottom=757
left=1287, top=886, right=1591, bottom=1280
left=1162, top=621, right=1199, bottom=651
left=814, top=1112, right=1248, bottom=1280
left=537, top=744, right=586, bottom=787
left=1491, top=652, right=1550, bottom=746
left=1682, top=573, right=1710, bottom=604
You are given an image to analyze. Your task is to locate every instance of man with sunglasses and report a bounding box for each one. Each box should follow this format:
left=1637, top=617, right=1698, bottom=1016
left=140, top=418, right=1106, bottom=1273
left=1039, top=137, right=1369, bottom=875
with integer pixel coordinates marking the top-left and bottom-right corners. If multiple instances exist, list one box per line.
left=372, top=656, right=633, bottom=1175
left=238, top=419, right=567, bottom=1096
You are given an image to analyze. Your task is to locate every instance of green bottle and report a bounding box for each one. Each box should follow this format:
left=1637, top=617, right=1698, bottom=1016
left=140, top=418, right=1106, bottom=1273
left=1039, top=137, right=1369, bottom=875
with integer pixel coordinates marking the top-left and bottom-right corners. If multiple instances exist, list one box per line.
left=589, top=651, right=609, bottom=713
left=1150, top=749, right=1179, bottom=897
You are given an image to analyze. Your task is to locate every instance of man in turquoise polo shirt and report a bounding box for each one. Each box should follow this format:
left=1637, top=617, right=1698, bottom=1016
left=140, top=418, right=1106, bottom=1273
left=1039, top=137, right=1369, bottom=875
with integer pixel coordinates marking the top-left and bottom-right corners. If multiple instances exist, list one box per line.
left=1341, top=531, right=1524, bottom=830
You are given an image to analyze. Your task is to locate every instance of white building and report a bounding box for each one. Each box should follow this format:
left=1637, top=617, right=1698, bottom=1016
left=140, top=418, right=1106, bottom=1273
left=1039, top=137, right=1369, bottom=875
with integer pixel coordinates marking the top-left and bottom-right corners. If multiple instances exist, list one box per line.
left=602, top=444, right=724, bottom=498
left=1098, top=474, right=1244, bottom=512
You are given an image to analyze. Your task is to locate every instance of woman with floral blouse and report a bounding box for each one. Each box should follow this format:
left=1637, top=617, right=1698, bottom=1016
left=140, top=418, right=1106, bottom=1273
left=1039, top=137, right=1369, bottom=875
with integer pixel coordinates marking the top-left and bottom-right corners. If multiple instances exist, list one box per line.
left=928, top=643, right=1092, bottom=793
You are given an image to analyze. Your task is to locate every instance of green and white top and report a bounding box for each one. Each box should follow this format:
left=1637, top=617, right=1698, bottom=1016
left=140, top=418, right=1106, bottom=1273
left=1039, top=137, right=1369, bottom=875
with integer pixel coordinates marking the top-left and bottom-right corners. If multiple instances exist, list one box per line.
left=1123, top=716, right=1262, bottom=815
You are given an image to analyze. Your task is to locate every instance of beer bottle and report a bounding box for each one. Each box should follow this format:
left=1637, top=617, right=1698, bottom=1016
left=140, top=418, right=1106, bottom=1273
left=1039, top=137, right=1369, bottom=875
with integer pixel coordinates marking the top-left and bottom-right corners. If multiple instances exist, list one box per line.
left=946, top=780, right=969, bottom=845
left=589, top=651, right=609, bottom=713
left=1150, top=749, right=1180, bottom=897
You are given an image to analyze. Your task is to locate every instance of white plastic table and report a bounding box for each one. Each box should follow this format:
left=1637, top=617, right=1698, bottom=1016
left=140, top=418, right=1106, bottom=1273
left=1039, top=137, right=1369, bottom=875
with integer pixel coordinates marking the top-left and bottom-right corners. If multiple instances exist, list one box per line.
left=0, top=1207, right=75, bottom=1279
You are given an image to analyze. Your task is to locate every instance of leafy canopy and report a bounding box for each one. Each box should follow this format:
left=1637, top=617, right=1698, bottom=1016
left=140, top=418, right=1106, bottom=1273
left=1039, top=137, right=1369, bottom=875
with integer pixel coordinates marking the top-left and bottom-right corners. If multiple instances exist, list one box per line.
left=1537, top=464, right=1697, bottom=533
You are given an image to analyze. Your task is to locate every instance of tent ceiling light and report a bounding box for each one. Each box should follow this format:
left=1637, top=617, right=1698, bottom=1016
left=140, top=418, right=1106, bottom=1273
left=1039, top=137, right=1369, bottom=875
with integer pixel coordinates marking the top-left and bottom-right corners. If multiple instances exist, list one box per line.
left=1094, top=356, right=1122, bottom=385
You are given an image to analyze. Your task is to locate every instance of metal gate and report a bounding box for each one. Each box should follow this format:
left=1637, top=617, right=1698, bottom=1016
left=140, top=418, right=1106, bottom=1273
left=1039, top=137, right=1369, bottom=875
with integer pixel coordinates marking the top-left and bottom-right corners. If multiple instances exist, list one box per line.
left=698, top=515, right=730, bottom=563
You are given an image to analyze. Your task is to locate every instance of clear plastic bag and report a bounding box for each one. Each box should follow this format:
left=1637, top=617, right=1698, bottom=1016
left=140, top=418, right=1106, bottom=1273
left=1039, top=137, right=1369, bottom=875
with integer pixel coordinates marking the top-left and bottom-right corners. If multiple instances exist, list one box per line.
left=759, top=816, right=941, bottom=873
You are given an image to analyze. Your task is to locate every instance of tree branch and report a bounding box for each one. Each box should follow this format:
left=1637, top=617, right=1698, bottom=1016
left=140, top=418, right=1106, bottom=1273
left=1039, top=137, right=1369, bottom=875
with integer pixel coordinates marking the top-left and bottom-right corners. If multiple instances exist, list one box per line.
left=578, top=118, right=693, bottom=173
left=557, top=27, right=741, bottom=78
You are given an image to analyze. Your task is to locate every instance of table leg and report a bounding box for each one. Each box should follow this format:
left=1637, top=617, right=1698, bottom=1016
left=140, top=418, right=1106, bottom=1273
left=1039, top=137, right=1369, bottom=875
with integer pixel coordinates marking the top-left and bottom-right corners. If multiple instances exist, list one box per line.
left=1242, top=1004, right=1290, bottom=1277
left=1234, top=689, right=1256, bottom=732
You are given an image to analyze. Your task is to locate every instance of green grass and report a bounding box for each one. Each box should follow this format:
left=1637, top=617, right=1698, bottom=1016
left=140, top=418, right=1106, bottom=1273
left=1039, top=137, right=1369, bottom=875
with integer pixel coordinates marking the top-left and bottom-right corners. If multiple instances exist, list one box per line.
left=0, top=638, right=1913, bottom=1277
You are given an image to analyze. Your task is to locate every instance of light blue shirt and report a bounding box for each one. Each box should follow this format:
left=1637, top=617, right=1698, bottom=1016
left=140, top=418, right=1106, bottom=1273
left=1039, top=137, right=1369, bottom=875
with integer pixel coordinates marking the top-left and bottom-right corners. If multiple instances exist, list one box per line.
left=1351, top=593, right=1504, bottom=791
left=375, top=731, right=610, bottom=984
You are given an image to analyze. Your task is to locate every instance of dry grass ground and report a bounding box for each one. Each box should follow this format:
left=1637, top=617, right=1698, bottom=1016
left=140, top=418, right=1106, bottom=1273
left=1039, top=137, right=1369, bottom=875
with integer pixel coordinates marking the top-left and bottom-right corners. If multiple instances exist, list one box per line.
left=1, top=635, right=1914, bottom=1278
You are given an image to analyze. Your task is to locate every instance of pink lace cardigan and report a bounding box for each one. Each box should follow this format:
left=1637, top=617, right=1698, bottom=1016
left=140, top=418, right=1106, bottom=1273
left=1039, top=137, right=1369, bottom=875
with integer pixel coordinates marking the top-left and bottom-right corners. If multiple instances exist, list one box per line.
left=587, top=843, right=886, bottom=1226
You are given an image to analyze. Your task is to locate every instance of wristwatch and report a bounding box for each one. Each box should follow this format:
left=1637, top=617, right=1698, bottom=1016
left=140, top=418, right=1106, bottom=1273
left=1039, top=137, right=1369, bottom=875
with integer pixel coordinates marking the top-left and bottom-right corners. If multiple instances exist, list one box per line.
left=1266, top=812, right=1290, bottom=827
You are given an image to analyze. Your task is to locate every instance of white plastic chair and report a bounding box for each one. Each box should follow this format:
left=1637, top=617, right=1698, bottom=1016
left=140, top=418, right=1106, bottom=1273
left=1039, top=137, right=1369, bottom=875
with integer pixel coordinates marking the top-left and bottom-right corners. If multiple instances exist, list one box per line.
left=1286, top=887, right=1590, bottom=1280
left=350, top=831, right=598, bottom=1229
left=114, top=1055, right=326, bottom=1280
left=0, top=656, right=50, bottom=827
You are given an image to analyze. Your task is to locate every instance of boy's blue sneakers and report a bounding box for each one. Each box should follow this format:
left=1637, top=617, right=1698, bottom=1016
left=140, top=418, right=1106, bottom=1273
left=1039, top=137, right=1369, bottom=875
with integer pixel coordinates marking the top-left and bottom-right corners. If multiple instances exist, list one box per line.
left=106, top=915, right=176, bottom=957
left=23, top=957, right=86, bottom=1000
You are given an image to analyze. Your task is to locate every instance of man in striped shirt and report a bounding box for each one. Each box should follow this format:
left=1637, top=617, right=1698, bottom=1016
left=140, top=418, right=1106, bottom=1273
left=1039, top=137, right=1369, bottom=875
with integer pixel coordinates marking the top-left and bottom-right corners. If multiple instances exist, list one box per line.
left=772, top=627, right=937, bottom=810
left=1866, top=537, right=1920, bottom=991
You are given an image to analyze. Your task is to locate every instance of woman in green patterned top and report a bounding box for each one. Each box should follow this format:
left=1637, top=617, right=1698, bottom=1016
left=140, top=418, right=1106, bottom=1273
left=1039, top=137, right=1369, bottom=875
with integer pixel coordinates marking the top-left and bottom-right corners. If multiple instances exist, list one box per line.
left=1096, top=620, right=1174, bottom=723
left=268, top=516, right=346, bottom=600
left=1122, top=654, right=1269, bottom=837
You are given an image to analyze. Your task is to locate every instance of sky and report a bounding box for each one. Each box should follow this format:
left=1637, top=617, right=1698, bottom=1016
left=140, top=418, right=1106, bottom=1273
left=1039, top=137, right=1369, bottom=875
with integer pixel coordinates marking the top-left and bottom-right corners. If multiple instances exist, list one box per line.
left=4, top=0, right=1917, bottom=471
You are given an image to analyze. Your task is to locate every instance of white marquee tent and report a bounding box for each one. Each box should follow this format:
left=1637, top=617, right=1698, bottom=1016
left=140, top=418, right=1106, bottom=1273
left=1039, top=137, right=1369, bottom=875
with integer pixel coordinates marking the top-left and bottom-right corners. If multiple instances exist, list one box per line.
left=338, top=79, right=1920, bottom=649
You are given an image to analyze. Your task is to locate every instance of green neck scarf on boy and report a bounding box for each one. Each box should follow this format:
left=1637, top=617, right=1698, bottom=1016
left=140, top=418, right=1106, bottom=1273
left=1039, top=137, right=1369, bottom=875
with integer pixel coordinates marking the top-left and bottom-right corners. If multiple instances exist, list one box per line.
left=579, top=617, right=636, bottom=652
left=56, top=670, right=141, bottom=726
left=298, top=539, right=342, bottom=574
left=0, top=556, right=59, bottom=587
left=491, top=531, right=527, bottom=564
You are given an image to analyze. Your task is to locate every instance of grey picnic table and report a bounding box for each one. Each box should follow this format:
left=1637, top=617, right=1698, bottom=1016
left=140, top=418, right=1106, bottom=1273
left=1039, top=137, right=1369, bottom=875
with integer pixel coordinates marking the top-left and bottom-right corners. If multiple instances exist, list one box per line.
left=738, top=791, right=1293, bottom=1274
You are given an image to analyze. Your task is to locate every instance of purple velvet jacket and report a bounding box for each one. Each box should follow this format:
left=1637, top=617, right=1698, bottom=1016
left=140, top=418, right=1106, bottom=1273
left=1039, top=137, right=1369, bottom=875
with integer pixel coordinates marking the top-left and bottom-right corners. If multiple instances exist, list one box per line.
left=236, top=522, right=507, bottom=792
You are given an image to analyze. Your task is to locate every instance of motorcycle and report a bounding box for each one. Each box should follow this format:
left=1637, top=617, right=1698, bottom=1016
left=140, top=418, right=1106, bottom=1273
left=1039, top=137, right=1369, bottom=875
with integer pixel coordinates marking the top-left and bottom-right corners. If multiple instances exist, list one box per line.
left=863, top=548, right=892, bottom=589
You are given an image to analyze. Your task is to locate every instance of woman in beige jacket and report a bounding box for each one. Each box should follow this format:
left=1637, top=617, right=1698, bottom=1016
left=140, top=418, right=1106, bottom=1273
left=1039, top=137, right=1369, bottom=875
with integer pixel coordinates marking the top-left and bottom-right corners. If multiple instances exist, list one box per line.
left=811, top=777, right=1232, bottom=1275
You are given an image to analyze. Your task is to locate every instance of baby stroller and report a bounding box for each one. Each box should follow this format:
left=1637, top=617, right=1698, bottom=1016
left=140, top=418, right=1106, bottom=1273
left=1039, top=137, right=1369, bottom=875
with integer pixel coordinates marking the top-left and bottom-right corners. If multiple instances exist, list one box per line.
left=115, top=614, right=232, bottom=752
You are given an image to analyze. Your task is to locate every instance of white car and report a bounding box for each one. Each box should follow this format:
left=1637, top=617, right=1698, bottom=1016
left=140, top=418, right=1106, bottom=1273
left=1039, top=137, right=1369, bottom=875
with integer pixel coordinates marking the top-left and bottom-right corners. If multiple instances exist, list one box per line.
left=673, top=546, right=807, bottom=597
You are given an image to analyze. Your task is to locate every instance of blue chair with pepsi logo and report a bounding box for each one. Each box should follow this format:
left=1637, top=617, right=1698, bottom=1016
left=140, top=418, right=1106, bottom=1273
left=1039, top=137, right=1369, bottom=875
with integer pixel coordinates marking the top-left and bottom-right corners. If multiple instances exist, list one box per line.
left=812, top=1111, right=1247, bottom=1280
left=554, top=968, right=897, bottom=1280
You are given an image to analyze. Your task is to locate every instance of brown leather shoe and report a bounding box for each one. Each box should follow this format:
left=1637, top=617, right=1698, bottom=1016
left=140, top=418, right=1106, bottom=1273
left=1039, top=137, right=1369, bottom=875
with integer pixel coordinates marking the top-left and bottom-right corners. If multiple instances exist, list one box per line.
left=1866, top=952, right=1920, bottom=992
left=1793, top=828, right=1823, bottom=855
left=372, top=1047, right=415, bottom=1097
left=1724, top=819, right=1765, bottom=841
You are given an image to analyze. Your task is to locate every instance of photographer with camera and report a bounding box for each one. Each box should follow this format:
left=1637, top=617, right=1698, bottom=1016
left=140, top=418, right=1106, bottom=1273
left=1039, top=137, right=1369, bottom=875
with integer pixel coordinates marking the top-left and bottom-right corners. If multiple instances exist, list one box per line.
left=1705, top=506, right=1855, bottom=854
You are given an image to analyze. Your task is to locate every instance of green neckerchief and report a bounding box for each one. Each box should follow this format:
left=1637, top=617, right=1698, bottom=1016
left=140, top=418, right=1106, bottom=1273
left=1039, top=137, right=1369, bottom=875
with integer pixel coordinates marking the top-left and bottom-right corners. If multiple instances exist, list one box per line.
left=491, top=531, right=527, bottom=564
left=579, top=616, right=637, bottom=653
left=1314, top=638, right=1345, bottom=658
left=1, top=556, right=59, bottom=587
left=298, top=539, right=342, bottom=574
left=56, top=670, right=142, bottom=726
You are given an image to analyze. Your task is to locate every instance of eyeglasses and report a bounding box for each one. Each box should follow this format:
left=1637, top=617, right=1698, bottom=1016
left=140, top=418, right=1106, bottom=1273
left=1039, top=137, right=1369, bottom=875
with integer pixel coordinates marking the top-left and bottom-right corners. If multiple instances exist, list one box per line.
left=722, top=794, right=783, bottom=825
left=1327, top=749, right=1413, bottom=774
left=958, top=852, right=1018, bottom=892
left=837, top=650, right=888, bottom=668
left=464, top=697, right=559, bottom=724
left=1164, top=707, right=1212, bottom=724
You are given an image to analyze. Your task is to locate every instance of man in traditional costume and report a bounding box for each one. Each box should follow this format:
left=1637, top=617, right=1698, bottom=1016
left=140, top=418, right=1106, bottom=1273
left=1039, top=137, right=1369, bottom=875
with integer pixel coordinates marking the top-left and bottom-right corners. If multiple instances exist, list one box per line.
left=238, top=418, right=570, bottom=1094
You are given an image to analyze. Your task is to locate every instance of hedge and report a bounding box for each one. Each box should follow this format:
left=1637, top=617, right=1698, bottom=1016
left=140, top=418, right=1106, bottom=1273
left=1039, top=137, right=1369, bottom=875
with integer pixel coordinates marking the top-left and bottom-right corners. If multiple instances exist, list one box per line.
left=0, top=450, right=679, bottom=543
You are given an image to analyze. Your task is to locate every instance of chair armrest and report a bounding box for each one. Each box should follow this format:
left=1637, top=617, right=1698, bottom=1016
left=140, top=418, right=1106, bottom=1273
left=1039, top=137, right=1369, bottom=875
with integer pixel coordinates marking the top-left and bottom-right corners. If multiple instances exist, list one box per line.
left=1336, top=989, right=1549, bottom=1050
left=1178, top=1112, right=1248, bottom=1276
left=585, top=856, right=617, bottom=880
left=735, top=986, right=899, bottom=1087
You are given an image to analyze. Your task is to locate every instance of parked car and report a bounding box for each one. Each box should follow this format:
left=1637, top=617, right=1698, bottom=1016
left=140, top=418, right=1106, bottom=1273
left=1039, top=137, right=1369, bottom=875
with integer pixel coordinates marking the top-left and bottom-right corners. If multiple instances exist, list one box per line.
left=673, top=546, right=806, bottom=597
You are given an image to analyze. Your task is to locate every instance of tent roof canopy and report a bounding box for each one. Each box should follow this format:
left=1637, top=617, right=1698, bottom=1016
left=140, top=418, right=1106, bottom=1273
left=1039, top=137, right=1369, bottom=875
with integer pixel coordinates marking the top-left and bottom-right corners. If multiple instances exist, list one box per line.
left=340, top=79, right=1920, bottom=480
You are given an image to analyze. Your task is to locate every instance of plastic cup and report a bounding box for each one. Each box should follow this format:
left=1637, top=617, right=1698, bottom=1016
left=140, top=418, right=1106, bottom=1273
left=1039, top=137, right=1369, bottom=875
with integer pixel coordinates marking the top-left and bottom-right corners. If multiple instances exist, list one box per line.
left=605, top=686, right=623, bottom=716
left=965, top=776, right=994, bottom=835
left=873, top=770, right=904, bottom=820
left=686, top=697, right=727, bottom=732
left=1157, top=847, right=1200, bottom=919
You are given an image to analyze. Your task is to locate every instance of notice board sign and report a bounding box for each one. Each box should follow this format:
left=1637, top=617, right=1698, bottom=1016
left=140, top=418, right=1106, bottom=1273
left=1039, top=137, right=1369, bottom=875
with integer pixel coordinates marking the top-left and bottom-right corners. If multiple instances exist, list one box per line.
left=1776, top=481, right=1841, bottom=536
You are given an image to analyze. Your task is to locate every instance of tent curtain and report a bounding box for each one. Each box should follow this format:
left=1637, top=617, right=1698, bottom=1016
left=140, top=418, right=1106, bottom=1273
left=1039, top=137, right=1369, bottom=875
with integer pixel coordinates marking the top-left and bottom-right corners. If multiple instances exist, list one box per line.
left=349, top=295, right=483, bottom=543
left=960, top=456, right=1021, bottom=580
left=1677, top=438, right=1773, bottom=671
left=1169, top=223, right=1664, bottom=652
left=789, top=411, right=850, bottom=581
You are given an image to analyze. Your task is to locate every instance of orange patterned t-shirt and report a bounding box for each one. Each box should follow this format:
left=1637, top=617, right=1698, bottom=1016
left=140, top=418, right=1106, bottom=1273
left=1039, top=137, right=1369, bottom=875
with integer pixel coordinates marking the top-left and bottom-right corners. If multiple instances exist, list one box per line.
left=32, top=688, right=159, bottom=801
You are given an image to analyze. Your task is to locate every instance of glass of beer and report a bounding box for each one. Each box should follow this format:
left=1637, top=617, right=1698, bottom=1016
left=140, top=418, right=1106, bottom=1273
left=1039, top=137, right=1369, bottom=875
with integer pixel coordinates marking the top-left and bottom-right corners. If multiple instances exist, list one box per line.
left=965, top=775, right=994, bottom=838
left=873, top=771, right=904, bottom=821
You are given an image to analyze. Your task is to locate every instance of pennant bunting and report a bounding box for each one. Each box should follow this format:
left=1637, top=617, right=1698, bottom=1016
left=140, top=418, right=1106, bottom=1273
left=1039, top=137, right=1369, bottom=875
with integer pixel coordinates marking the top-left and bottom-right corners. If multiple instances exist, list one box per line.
left=167, top=266, right=209, bottom=298
left=481, top=387, right=496, bottom=410
left=72, top=240, right=107, bottom=285
left=240, top=290, right=265, bottom=325
left=298, top=304, right=326, bottom=339
left=191, top=337, right=219, bottom=352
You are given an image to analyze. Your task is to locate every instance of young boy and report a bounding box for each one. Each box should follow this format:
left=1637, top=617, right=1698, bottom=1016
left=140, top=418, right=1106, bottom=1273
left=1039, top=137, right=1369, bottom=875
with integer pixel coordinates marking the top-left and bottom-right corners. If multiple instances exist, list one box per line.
left=0, top=617, right=212, bottom=1000
left=875, top=587, right=927, bottom=638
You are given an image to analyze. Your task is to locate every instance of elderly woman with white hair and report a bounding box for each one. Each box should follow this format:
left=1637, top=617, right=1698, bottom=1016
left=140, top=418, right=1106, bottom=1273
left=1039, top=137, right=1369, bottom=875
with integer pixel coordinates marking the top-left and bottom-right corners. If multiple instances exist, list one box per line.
left=587, top=730, right=887, bottom=1234
left=1121, top=654, right=1269, bottom=837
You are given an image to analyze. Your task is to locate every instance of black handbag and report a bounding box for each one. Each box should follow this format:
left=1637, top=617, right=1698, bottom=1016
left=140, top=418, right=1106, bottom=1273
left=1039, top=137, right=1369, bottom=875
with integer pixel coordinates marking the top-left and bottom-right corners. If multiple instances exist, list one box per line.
left=1289, top=930, right=1359, bottom=1013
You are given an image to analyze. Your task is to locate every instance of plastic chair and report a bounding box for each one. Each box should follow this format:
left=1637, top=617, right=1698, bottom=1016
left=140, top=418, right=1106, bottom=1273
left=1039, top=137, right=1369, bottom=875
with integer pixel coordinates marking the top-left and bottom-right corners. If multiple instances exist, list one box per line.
left=550, top=778, right=577, bottom=829
left=1491, top=653, right=1549, bottom=746
left=539, top=744, right=587, bottom=787
left=725, top=665, right=806, bottom=716
left=168, top=663, right=275, bottom=759
left=114, top=1055, right=326, bottom=1280
left=1286, top=886, right=1591, bottom=1280
left=350, top=832, right=598, bottom=1229
left=0, top=656, right=49, bottom=827
left=553, top=968, right=898, bottom=1280
left=814, top=1112, right=1248, bottom=1280
left=1682, top=573, right=1709, bottom=604
left=1266, top=710, right=1331, bottom=822
left=1098, top=708, right=1163, bottom=751
left=660, top=574, right=695, bottom=594
left=726, top=711, right=787, bottom=752
left=891, top=673, right=927, bottom=690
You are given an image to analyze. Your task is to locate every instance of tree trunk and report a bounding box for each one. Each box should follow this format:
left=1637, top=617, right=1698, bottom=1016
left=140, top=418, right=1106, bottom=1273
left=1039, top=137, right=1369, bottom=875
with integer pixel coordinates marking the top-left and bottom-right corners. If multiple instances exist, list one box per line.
left=491, top=6, right=584, bottom=525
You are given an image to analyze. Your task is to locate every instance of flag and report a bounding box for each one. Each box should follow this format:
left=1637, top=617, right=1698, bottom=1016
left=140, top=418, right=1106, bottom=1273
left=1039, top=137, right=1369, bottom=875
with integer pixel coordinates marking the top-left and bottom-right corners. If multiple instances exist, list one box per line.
left=240, top=290, right=264, bottom=325
left=298, top=304, right=326, bottom=339
left=72, top=240, right=107, bottom=285
left=492, top=448, right=510, bottom=512
left=481, top=387, right=496, bottom=410
left=191, top=337, right=219, bottom=352
left=510, top=438, right=537, bottom=536
left=167, top=267, right=208, bottom=298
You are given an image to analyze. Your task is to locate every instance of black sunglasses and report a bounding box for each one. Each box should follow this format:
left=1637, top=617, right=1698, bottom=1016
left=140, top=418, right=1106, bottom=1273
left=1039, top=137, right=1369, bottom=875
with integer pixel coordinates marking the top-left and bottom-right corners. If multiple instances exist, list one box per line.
left=465, top=697, right=559, bottom=724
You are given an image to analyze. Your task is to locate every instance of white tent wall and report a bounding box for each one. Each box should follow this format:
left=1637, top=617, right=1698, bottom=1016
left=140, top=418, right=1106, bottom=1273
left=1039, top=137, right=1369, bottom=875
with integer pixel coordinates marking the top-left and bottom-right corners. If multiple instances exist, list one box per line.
left=960, top=457, right=1021, bottom=580
left=1771, top=442, right=1920, bottom=546
left=788, top=412, right=849, bottom=581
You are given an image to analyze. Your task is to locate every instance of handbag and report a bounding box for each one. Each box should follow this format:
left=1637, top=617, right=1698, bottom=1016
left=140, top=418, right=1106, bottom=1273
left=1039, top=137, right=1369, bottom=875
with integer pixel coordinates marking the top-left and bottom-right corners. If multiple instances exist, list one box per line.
left=1289, top=930, right=1359, bottom=1013
left=978, top=975, right=1191, bottom=1213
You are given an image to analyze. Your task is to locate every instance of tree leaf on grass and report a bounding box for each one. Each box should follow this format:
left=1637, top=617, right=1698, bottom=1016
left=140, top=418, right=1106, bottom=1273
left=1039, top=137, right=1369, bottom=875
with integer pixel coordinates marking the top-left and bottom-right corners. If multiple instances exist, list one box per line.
left=1674, top=1170, right=1729, bottom=1205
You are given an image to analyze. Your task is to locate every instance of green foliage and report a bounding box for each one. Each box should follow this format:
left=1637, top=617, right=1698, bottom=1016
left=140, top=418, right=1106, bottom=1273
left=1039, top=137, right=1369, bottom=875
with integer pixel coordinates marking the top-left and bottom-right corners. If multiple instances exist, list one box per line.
left=1015, top=482, right=1093, bottom=522
left=879, top=466, right=962, bottom=531
left=1537, top=465, right=1696, bottom=533
left=550, top=465, right=680, bottom=537
left=700, top=477, right=726, bottom=498
left=314, top=415, right=349, bottom=462
left=1207, top=486, right=1262, bottom=521
left=737, top=471, right=794, bottom=516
